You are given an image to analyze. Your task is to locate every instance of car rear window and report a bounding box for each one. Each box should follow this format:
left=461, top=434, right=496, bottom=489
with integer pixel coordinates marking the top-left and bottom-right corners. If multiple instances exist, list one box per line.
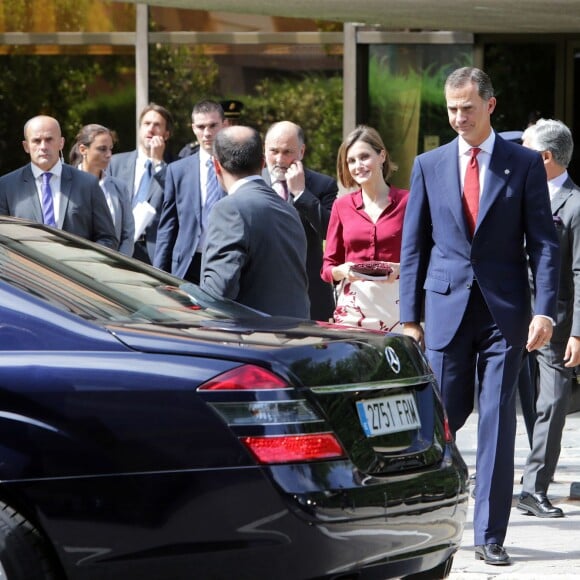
left=0, top=222, right=264, bottom=324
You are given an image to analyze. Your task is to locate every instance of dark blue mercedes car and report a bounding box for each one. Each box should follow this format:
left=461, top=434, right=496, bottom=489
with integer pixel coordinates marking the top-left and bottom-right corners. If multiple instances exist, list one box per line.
left=0, top=218, right=468, bottom=580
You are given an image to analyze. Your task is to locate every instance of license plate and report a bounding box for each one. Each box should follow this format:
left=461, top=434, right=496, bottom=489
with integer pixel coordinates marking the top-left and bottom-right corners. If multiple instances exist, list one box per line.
left=356, top=394, right=421, bottom=437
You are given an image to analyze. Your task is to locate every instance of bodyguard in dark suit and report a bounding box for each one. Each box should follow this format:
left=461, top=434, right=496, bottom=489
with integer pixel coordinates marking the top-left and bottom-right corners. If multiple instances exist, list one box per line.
left=201, top=126, right=310, bottom=318
left=109, top=103, right=173, bottom=264
left=399, top=68, right=559, bottom=565
left=518, top=119, right=580, bottom=518
left=263, top=121, right=337, bottom=321
left=154, top=101, right=226, bottom=283
left=0, top=115, right=117, bottom=248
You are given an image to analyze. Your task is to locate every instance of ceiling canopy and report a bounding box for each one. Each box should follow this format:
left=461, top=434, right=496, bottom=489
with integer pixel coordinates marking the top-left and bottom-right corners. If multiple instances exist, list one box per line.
left=114, top=0, right=580, bottom=34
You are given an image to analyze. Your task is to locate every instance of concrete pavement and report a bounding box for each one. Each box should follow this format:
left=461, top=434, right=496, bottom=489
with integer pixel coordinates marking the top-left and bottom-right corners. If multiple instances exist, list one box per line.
left=449, top=409, right=580, bottom=579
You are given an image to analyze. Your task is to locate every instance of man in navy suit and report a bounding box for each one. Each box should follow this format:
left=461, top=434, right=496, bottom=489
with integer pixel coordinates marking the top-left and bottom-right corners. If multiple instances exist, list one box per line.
left=263, top=121, right=337, bottom=321
left=154, top=100, right=226, bottom=283
left=399, top=67, right=559, bottom=565
left=201, top=125, right=309, bottom=318
left=109, top=103, right=173, bottom=264
left=0, top=115, right=117, bottom=249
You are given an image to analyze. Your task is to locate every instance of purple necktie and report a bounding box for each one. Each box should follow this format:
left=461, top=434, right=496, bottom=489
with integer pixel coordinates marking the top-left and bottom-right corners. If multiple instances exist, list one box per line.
left=41, top=172, right=57, bottom=227
left=273, top=180, right=288, bottom=201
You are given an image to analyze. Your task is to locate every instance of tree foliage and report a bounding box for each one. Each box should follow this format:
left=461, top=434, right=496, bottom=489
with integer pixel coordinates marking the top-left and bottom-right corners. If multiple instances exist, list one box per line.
left=149, top=44, right=220, bottom=158
left=0, top=53, right=102, bottom=174
left=242, top=74, right=343, bottom=176
left=0, top=48, right=342, bottom=177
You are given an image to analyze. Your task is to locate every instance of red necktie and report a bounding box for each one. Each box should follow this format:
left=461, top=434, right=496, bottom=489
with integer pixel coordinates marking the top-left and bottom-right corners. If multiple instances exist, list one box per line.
left=463, top=147, right=481, bottom=236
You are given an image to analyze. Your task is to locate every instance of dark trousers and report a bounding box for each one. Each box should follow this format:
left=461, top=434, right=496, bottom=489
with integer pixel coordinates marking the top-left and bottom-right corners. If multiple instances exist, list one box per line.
left=132, top=240, right=151, bottom=265
left=517, top=351, right=538, bottom=448
left=427, top=283, right=523, bottom=546
left=184, top=253, right=203, bottom=285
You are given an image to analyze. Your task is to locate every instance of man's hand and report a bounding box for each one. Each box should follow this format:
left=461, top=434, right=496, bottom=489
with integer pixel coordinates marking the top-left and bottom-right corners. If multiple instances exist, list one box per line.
left=148, top=135, right=167, bottom=164
left=564, top=336, right=580, bottom=368
left=526, top=315, right=553, bottom=352
left=285, top=160, right=306, bottom=196
left=403, top=322, right=425, bottom=350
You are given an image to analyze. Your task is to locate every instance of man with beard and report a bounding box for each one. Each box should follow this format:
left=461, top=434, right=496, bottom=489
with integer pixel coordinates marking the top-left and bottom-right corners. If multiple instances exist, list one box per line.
left=263, top=121, right=337, bottom=321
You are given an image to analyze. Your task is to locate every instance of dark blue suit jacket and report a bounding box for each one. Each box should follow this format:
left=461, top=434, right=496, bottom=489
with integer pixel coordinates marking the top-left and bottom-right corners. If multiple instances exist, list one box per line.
left=153, top=152, right=225, bottom=279
left=0, top=163, right=117, bottom=249
left=400, top=134, right=560, bottom=349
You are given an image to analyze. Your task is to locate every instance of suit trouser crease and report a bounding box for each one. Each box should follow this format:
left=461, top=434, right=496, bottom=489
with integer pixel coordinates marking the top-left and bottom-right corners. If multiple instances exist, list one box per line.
left=426, top=283, right=521, bottom=546
left=522, top=341, right=572, bottom=493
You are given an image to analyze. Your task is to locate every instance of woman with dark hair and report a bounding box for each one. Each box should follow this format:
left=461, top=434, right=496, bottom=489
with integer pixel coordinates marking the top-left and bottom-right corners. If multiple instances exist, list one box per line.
left=70, top=124, right=134, bottom=255
left=321, top=125, right=408, bottom=331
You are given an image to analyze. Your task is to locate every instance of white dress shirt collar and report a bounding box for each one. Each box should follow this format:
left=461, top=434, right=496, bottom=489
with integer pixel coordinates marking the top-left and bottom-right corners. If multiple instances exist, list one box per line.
left=199, top=148, right=212, bottom=166
left=548, top=170, right=569, bottom=199
left=229, top=175, right=262, bottom=195
left=30, top=159, right=63, bottom=179
left=458, top=131, right=495, bottom=157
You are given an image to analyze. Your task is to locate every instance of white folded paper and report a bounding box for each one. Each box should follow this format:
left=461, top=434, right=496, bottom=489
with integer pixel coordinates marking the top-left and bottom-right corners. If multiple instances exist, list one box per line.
left=133, top=201, right=156, bottom=241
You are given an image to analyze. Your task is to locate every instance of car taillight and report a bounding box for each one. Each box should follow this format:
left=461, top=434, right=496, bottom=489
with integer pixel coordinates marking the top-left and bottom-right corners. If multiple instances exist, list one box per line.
left=241, top=433, right=344, bottom=464
left=201, top=364, right=346, bottom=464
left=443, top=416, right=454, bottom=443
left=198, top=364, right=289, bottom=391
left=211, top=400, right=321, bottom=426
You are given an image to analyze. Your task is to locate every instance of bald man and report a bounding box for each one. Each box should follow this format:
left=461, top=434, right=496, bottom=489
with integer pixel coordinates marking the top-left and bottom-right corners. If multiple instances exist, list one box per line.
left=263, top=121, right=338, bottom=321
left=201, top=125, right=310, bottom=318
left=0, top=115, right=117, bottom=248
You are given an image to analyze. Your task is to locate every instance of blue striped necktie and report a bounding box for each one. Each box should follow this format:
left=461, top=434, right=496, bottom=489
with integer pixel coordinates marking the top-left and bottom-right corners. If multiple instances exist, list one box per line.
left=203, top=158, right=222, bottom=229
left=41, top=172, right=57, bottom=227
left=133, top=159, right=152, bottom=207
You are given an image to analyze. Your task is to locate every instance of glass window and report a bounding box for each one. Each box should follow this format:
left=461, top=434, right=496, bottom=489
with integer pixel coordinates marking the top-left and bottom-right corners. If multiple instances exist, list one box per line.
left=367, top=44, right=472, bottom=189
left=0, top=223, right=264, bottom=323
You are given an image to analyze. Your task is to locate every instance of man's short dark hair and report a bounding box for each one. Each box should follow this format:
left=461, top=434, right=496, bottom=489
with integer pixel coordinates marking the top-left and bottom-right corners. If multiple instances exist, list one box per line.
left=192, top=100, right=224, bottom=121
left=214, top=126, right=263, bottom=176
left=445, top=67, right=495, bottom=101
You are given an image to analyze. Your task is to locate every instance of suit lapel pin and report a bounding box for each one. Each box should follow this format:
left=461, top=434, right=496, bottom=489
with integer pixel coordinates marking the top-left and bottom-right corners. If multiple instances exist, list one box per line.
left=504, top=169, right=510, bottom=175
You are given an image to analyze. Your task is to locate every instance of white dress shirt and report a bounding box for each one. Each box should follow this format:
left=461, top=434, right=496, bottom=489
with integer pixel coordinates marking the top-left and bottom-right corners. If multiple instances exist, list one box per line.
left=458, top=131, right=496, bottom=199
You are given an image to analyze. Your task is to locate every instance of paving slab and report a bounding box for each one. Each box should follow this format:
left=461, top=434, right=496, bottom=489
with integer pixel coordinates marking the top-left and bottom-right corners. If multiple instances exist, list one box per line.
left=449, top=410, right=580, bottom=578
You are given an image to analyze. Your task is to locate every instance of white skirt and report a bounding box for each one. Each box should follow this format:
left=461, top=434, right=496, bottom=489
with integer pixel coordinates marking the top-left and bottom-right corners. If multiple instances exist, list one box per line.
left=333, top=278, right=401, bottom=332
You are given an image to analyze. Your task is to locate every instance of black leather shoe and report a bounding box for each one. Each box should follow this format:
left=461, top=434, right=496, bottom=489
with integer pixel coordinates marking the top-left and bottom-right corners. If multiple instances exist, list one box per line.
left=474, top=543, right=511, bottom=565
left=517, top=492, right=564, bottom=518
